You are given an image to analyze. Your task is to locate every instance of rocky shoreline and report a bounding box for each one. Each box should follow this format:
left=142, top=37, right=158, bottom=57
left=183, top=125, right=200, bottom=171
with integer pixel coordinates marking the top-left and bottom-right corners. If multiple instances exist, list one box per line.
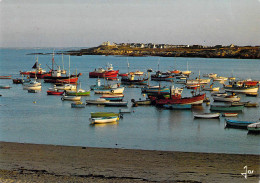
left=66, top=45, right=260, bottom=59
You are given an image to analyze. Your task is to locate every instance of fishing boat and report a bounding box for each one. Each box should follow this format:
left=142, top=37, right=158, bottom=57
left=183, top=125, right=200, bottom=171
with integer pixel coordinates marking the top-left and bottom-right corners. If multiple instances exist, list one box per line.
left=163, top=104, right=191, bottom=109
left=175, top=78, right=187, bottom=84
left=129, top=70, right=144, bottom=76
left=244, top=102, right=259, bottom=107
left=213, top=94, right=240, bottom=102
left=181, top=62, right=192, bottom=75
left=245, top=93, right=258, bottom=97
left=61, top=95, right=81, bottom=101
left=225, top=119, right=256, bottom=128
left=213, top=76, right=228, bottom=81
left=121, top=75, right=148, bottom=85
left=89, top=63, right=119, bottom=78
left=151, top=71, right=174, bottom=81
left=71, top=101, right=85, bottom=108
left=23, top=80, right=41, bottom=90
left=66, top=88, right=90, bottom=96
left=0, top=85, right=11, bottom=89
left=54, top=84, right=77, bottom=91
left=100, top=94, right=124, bottom=101
left=224, top=85, right=259, bottom=94
left=103, top=101, right=128, bottom=107
left=247, top=122, right=260, bottom=132
left=44, top=54, right=80, bottom=84
left=47, top=89, right=64, bottom=95
left=90, top=79, right=120, bottom=90
left=90, top=112, right=119, bottom=118
left=94, top=87, right=124, bottom=94
left=222, top=113, right=238, bottom=117
left=210, top=104, right=244, bottom=112
left=186, top=78, right=211, bottom=85
left=90, top=116, right=118, bottom=124
left=175, top=74, right=188, bottom=80
left=202, top=87, right=220, bottom=91
left=20, top=57, right=48, bottom=78
left=155, top=86, right=205, bottom=105
left=131, top=99, right=151, bottom=106
left=202, top=84, right=219, bottom=91
left=193, top=112, right=220, bottom=118
left=229, top=79, right=259, bottom=87
left=0, top=76, right=12, bottom=79
left=12, top=78, right=24, bottom=84
left=186, top=83, right=201, bottom=90
left=169, top=69, right=181, bottom=75
left=86, top=98, right=109, bottom=105
left=181, top=70, right=192, bottom=75
left=141, top=85, right=170, bottom=94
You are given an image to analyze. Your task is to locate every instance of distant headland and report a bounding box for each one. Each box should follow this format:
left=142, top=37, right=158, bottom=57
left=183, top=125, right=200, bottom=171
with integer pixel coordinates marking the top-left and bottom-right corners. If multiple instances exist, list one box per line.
left=68, top=41, right=260, bottom=59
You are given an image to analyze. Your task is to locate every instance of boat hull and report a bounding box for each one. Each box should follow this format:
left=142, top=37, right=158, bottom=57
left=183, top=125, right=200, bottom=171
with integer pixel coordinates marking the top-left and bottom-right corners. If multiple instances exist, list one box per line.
left=247, top=122, right=260, bottom=132
left=90, top=112, right=119, bottom=118
left=66, top=91, right=90, bottom=96
left=90, top=117, right=118, bottom=124
left=89, top=70, right=119, bottom=78
left=213, top=96, right=240, bottom=102
left=71, top=103, right=85, bottom=108
left=225, top=119, right=255, bottom=128
left=94, top=87, right=124, bottom=94
left=61, top=96, right=81, bottom=101
left=193, top=113, right=220, bottom=118
left=47, top=91, right=64, bottom=95
left=224, top=86, right=258, bottom=93
left=222, top=113, right=238, bottom=117
left=156, top=93, right=205, bottom=105
left=104, top=101, right=128, bottom=107
left=121, top=78, right=148, bottom=85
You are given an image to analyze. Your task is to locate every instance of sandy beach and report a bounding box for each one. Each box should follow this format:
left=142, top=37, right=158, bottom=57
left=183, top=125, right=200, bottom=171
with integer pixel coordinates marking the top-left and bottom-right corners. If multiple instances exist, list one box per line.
left=0, top=142, right=259, bottom=183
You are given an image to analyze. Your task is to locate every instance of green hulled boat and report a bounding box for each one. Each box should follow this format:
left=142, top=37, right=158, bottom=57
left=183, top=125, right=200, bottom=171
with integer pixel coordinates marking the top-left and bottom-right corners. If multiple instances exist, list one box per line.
left=66, top=88, right=90, bottom=96
left=90, top=112, right=120, bottom=118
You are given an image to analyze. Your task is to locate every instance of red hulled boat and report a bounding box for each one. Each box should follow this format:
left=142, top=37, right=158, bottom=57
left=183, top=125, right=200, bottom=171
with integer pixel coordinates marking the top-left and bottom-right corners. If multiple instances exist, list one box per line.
left=152, top=86, right=205, bottom=105
left=20, top=57, right=48, bottom=77
left=156, top=93, right=205, bottom=105
left=43, top=53, right=80, bottom=84
left=47, top=89, right=64, bottom=95
left=89, top=63, right=119, bottom=78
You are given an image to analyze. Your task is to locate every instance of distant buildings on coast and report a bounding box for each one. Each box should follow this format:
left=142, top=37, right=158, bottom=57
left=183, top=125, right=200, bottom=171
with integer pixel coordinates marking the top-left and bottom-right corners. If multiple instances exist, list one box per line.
left=101, top=41, right=241, bottom=49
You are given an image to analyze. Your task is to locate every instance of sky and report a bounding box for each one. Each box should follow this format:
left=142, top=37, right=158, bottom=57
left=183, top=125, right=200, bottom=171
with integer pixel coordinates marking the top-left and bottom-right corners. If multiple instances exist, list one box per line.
left=0, top=0, right=259, bottom=47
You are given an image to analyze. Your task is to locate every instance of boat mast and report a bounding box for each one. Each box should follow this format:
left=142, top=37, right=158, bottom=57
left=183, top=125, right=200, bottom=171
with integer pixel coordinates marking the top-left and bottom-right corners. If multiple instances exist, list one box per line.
left=62, top=53, right=65, bottom=71
left=52, top=51, right=54, bottom=71
left=69, top=55, right=70, bottom=84
left=127, top=58, right=129, bottom=74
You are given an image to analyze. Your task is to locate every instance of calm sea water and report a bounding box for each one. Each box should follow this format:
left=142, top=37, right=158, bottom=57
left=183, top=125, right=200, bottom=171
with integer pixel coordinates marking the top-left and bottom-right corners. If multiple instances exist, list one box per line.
left=0, top=48, right=260, bottom=155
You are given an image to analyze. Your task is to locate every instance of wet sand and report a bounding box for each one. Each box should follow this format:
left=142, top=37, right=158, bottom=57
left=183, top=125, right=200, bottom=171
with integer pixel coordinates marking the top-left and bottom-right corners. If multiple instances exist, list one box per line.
left=0, top=142, right=259, bottom=183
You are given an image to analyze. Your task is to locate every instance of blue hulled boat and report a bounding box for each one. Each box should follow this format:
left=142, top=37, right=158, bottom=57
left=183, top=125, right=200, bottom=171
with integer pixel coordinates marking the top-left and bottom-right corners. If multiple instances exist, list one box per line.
left=225, top=119, right=255, bottom=128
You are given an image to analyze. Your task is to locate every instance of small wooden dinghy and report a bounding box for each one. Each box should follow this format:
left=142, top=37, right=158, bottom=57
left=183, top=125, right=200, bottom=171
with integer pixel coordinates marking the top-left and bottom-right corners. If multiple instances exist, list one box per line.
left=90, top=116, right=118, bottom=124
left=0, top=85, right=11, bottom=89
left=222, top=113, right=238, bottom=117
left=90, top=112, right=119, bottom=118
left=193, top=112, right=220, bottom=119
left=247, top=122, right=260, bottom=132
left=71, top=101, right=85, bottom=108
left=61, top=95, right=81, bottom=101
